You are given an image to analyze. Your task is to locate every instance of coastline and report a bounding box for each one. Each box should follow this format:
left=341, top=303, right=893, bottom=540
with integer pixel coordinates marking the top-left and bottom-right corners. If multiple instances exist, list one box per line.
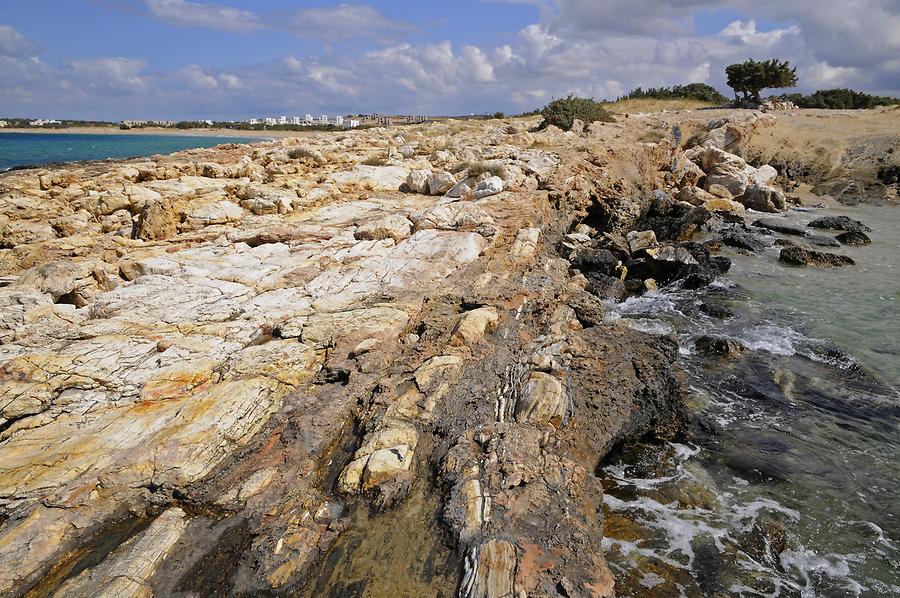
left=0, top=109, right=896, bottom=596
left=0, top=126, right=309, bottom=138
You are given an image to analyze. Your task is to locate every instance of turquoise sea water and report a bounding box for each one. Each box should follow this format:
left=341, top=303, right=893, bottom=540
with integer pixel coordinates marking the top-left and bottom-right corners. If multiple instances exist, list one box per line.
left=0, top=132, right=255, bottom=171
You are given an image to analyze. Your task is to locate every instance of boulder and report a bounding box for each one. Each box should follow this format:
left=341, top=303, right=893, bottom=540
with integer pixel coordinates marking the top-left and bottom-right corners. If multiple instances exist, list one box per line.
left=779, top=246, right=855, bottom=267
left=471, top=176, right=504, bottom=200
left=676, top=186, right=717, bottom=207
left=750, top=164, right=778, bottom=186
left=355, top=214, right=414, bottom=243
left=406, top=169, right=430, bottom=194
left=807, top=215, right=871, bottom=233
left=836, top=230, right=871, bottom=245
left=742, top=184, right=786, bottom=212
left=428, top=171, right=456, bottom=196
left=586, top=274, right=627, bottom=302
left=752, top=218, right=807, bottom=236
left=134, top=199, right=178, bottom=241
left=626, top=230, right=658, bottom=254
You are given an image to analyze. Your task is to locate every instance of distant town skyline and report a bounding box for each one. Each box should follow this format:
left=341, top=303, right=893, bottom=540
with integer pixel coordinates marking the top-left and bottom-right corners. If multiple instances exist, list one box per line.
left=1, top=0, right=898, bottom=121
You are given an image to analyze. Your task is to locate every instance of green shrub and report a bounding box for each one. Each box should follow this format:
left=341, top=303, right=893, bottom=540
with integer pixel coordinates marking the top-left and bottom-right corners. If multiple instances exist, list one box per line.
left=538, top=96, right=614, bottom=131
left=620, top=83, right=728, bottom=104
left=778, top=89, right=900, bottom=109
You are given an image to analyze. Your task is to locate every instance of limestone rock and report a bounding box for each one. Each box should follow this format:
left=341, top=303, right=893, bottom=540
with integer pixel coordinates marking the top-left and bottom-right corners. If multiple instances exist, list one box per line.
left=742, top=184, right=786, bottom=212
left=428, top=170, right=456, bottom=196
left=355, top=214, right=414, bottom=242
left=516, top=371, right=566, bottom=426
left=627, top=230, right=658, bottom=254
left=471, top=176, right=504, bottom=199
left=406, top=169, right=430, bottom=194
left=450, top=307, right=499, bottom=347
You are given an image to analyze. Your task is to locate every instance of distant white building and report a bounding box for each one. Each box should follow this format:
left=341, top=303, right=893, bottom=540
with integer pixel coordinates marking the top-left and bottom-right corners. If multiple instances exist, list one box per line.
left=290, top=116, right=301, bottom=126
left=319, top=115, right=328, bottom=124
left=29, top=119, right=61, bottom=126
left=304, top=114, right=314, bottom=123
left=334, top=115, right=344, bottom=125
left=249, top=118, right=259, bottom=125
left=278, top=116, right=287, bottom=125
left=343, top=119, right=360, bottom=129
left=0, top=121, right=7, bottom=128
left=203, top=120, right=214, bottom=126
left=264, top=117, right=277, bottom=126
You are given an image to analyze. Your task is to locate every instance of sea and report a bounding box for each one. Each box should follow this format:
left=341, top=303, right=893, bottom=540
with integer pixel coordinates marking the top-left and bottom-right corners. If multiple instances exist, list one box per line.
left=0, top=132, right=257, bottom=171
left=601, top=203, right=899, bottom=597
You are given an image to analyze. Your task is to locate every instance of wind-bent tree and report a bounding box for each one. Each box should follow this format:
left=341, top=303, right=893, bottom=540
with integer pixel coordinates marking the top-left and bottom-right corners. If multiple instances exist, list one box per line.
left=726, top=59, right=798, bottom=103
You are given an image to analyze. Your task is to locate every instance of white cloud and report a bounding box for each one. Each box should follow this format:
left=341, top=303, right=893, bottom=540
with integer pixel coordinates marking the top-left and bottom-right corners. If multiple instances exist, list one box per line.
left=289, top=4, right=415, bottom=42
left=69, top=57, right=148, bottom=93
left=0, top=25, right=38, bottom=58
left=144, top=0, right=264, bottom=33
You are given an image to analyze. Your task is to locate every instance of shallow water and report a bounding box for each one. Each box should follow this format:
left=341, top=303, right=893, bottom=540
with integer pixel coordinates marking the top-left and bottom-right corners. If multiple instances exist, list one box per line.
left=0, top=132, right=254, bottom=171
left=602, top=203, right=900, bottom=597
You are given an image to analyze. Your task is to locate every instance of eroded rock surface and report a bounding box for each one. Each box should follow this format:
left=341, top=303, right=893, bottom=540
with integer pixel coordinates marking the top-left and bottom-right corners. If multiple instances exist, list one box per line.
left=8, top=109, right=876, bottom=596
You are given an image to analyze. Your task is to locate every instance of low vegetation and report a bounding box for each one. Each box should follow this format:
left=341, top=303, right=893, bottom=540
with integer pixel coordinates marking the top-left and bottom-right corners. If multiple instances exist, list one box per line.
left=619, top=83, right=728, bottom=105
left=451, top=161, right=504, bottom=177
left=538, top=96, right=615, bottom=131
left=778, top=89, right=900, bottom=109
left=362, top=156, right=389, bottom=167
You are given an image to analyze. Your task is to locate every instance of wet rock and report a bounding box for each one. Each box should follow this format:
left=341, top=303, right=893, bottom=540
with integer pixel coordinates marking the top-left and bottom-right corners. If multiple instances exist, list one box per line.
left=698, top=302, right=734, bottom=319
left=570, top=248, right=620, bottom=277
left=722, top=227, right=766, bottom=252
left=779, top=246, right=855, bottom=267
left=836, top=230, right=872, bottom=245
left=752, top=218, right=807, bottom=236
left=807, top=215, right=871, bottom=233
left=695, top=335, right=746, bottom=358
left=805, top=233, right=841, bottom=248
left=460, top=540, right=516, bottom=598
left=52, top=508, right=188, bottom=598
left=586, top=273, right=627, bottom=302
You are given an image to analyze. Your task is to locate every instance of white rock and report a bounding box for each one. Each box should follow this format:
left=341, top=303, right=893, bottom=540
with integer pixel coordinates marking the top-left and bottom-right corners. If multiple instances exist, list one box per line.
left=471, top=176, right=504, bottom=199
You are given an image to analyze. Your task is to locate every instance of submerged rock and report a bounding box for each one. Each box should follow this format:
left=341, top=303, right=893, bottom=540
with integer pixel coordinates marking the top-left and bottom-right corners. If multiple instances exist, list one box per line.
left=807, top=215, right=871, bottom=233
left=779, top=246, right=855, bottom=267
left=695, top=335, right=746, bottom=358
left=836, top=230, right=872, bottom=245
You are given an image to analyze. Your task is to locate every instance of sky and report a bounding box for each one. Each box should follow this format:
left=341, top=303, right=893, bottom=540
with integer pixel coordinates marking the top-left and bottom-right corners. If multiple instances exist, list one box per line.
left=1, top=0, right=898, bottom=121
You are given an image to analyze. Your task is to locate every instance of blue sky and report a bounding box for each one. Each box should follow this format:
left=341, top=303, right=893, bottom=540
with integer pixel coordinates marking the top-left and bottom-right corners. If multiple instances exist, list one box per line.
left=1, top=0, right=898, bottom=120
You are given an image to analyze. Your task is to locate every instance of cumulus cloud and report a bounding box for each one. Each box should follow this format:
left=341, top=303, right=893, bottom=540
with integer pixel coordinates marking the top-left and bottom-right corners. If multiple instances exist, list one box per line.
left=144, top=0, right=264, bottom=33
left=289, top=4, right=415, bottom=42
left=0, top=24, right=38, bottom=57
left=69, top=57, right=148, bottom=93
left=1, top=0, right=897, bottom=119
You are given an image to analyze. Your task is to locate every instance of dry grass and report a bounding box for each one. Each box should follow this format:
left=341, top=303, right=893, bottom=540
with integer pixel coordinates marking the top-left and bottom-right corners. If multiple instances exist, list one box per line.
left=451, top=161, right=504, bottom=177
left=605, top=98, right=721, bottom=114
left=361, top=156, right=389, bottom=167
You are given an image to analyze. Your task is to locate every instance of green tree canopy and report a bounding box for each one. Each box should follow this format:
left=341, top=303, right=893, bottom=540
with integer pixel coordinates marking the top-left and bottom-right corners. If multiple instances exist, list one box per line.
left=726, top=59, right=798, bottom=103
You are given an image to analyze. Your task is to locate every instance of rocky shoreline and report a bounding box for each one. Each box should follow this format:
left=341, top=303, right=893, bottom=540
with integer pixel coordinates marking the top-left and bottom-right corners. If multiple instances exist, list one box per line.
left=0, top=107, right=896, bottom=597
